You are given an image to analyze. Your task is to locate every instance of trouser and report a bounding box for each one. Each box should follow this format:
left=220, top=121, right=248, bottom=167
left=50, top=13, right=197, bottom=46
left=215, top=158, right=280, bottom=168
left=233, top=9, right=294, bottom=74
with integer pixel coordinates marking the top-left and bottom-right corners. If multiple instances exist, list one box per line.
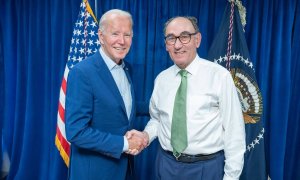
left=155, top=145, right=225, bottom=180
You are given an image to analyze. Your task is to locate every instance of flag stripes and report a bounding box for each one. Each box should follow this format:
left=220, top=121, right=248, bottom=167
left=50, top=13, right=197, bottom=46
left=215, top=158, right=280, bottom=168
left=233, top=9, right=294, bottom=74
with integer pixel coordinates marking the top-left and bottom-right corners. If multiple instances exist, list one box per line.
left=55, top=0, right=100, bottom=166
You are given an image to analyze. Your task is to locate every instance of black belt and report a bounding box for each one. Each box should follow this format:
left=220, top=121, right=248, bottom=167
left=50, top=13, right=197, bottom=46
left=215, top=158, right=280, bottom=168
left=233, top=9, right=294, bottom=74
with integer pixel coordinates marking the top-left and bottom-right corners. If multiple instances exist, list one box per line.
left=165, top=150, right=223, bottom=163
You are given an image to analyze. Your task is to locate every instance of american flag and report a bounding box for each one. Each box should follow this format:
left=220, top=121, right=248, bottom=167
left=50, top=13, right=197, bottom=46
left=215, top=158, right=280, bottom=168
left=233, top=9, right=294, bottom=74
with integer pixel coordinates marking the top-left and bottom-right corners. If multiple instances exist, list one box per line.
left=55, top=0, right=100, bottom=166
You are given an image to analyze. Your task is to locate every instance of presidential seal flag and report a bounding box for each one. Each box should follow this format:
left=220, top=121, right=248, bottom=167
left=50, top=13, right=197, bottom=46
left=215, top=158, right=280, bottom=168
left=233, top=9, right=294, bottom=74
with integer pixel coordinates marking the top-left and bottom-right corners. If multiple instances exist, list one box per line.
left=207, top=1, right=267, bottom=179
left=55, top=0, right=100, bottom=166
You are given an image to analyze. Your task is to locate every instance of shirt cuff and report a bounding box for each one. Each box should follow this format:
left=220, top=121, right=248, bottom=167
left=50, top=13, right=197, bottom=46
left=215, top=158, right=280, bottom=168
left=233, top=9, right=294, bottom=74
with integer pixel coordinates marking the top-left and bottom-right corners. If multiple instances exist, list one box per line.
left=143, top=129, right=156, bottom=144
left=123, top=136, right=129, bottom=152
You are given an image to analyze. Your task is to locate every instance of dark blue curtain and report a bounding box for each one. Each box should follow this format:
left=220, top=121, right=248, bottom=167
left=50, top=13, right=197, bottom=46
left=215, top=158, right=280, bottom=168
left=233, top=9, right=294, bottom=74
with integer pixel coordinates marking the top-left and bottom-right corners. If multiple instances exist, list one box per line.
left=285, top=0, right=300, bottom=179
left=0, top=3, right=4, bottom=175
left=1, top=0, right=299, bottom=180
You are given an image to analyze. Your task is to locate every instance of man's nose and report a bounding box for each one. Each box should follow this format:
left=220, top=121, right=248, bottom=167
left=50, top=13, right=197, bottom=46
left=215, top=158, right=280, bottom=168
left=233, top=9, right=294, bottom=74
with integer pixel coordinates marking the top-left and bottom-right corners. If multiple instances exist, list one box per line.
left=118, top=35, right=125, bottom=44
left=174, top=37, right=183, bottom=48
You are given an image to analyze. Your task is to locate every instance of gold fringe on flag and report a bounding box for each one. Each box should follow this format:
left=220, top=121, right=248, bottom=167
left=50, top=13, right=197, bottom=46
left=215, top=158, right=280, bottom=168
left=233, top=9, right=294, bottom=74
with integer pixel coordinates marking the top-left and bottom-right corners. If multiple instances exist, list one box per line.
left=229, top=0, right=246, bottom=29
left=84, top=0, right=98, bottom=23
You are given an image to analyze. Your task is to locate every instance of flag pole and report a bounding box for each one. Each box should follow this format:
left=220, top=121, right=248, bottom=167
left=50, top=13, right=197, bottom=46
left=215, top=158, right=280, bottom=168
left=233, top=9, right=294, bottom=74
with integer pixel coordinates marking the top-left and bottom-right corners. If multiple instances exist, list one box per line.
left=95, top=0, right=97, bottom=20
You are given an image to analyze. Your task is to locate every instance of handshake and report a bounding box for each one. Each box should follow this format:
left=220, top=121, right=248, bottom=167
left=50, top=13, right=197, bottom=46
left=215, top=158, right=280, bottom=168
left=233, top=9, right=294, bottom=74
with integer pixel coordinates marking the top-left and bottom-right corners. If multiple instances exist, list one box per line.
left=125, top=130, right=149, bottom=156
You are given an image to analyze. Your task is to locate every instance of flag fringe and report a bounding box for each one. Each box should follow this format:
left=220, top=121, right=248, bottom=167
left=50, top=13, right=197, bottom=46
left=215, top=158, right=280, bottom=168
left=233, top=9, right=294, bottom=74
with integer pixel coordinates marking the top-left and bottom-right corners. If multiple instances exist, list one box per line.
left=84, top=0, right=98, bottom=23
left=228, top=0, right=246, bottom=29
left=55, top=135, right=70, bottom=167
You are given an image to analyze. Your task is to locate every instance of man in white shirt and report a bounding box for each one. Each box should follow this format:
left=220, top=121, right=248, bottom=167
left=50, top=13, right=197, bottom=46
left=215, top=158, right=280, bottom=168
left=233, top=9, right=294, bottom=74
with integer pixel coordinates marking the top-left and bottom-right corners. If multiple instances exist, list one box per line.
left=129, top=16, right=246, bottom=180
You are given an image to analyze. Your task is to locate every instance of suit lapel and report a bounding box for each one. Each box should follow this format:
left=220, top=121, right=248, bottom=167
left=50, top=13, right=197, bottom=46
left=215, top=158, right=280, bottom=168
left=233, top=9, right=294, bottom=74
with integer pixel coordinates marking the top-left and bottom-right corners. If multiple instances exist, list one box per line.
left=123, top=63, right=135, bottom=122
left=92, top=52, right=127, bottom=117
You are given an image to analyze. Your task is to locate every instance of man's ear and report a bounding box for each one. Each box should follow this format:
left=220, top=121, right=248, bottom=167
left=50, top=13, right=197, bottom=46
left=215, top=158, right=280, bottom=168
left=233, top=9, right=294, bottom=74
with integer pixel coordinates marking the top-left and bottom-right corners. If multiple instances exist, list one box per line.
left=195, top=32, right=201, bottom=48
left=98, top=29, right=104, bottom=45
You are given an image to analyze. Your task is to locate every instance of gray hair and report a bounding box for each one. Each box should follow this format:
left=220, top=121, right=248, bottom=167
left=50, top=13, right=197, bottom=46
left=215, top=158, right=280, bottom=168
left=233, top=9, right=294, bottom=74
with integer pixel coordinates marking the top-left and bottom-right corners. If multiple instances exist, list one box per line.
left=99, top=9, right=133, bottom=32
left=163, top=16, right=199, bottom=35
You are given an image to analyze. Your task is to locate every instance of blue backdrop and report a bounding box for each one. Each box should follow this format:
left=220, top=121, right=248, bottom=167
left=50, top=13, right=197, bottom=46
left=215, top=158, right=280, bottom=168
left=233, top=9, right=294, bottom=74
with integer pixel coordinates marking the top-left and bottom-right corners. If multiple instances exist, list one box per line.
left=1, top=0, right=300, bottom=180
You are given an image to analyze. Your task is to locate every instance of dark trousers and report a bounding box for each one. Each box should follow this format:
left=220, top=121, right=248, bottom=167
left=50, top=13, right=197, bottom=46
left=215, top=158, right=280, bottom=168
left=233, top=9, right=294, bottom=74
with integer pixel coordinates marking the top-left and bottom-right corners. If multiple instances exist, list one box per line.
left=126, top=155, right=134, bottom=180
left=155, top=146, right=225, bottom=180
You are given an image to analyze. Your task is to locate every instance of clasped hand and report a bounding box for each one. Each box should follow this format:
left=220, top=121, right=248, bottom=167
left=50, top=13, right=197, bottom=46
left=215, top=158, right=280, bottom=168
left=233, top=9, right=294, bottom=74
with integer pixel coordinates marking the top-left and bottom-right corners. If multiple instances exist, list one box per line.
left=125, top=130, right=149, bottom=155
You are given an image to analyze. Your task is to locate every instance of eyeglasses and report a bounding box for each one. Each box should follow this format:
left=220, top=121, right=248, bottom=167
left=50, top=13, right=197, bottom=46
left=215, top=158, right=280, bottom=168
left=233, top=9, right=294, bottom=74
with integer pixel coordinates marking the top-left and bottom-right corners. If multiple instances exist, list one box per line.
left=164, top=32, right=198, bottom=45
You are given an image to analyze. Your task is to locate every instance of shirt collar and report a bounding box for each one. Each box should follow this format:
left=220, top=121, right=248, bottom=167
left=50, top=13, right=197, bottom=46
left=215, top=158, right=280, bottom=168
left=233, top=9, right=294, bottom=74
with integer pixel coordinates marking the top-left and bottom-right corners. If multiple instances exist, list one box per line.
left=174, top=54, right=200, bottom=76
left=100, top=47, right=125, bottom=71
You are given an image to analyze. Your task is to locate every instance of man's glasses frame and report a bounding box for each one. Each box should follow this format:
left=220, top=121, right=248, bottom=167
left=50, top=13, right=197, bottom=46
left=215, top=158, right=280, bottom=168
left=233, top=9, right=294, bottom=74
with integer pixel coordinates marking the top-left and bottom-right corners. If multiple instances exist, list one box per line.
left=164, top=32, right=198, bottom=45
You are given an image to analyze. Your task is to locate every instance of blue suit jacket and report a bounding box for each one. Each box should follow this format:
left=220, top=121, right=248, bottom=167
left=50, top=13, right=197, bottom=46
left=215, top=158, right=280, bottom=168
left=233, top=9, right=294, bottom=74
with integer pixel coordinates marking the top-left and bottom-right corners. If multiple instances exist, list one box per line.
left=65, top=51, right=136, bottom=180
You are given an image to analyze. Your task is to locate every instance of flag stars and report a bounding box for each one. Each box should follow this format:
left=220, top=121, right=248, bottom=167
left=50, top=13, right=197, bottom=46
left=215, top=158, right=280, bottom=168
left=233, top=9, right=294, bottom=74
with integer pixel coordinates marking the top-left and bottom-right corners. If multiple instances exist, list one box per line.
left=218, top=53, right=255, bottom=71
left=87, top=48, right=92, bottom=54
left=249, top=63, right=253, bottom=68
left=232, top=53, right=237, bottom=60
left=65, top=3, right=100, bottom=68
left=78, top=21, right=83, bottom=27
left=81, top=39, right=86, bottom=45
left=89, top=30, right=95, bottom=36
left=83, top=30, right=88, bottom=36
left=95, top=39, right=100, bottom=46
left=73, top=29, right=77, bottom=35
left=246, top=128, right=265, bottom=152
left=80, top=11, right=85, bottom=18
left=78, top=56, right=83, bottom=61
left=76, top=21, right=83, bottom=27
left=244, top=58, right=249, bottom=65
left=81, top=11, right=85, bottom=18
left=231, top=55, right=235, bottom=60
left=69, top=64, right=74, bottom=69
left=91, top=21, right=97, bottom=28
left=79, top=48, right=85, bottom=54
left=258, top=133, right=263, bottom=139
left=88, top=39, right=94, bottom=46
left=218, top=56, right=223, bottom=63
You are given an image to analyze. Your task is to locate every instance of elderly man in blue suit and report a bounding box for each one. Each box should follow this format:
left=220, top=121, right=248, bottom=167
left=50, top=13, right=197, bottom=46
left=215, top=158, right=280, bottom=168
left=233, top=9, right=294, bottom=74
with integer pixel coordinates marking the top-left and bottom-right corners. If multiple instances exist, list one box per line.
left=65, top=9, right=147, bottom=180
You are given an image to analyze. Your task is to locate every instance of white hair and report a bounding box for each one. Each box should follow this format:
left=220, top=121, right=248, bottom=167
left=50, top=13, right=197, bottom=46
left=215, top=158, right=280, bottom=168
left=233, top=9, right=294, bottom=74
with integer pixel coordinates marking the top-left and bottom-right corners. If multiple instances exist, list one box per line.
left=98, top=9, right=133, bottom=32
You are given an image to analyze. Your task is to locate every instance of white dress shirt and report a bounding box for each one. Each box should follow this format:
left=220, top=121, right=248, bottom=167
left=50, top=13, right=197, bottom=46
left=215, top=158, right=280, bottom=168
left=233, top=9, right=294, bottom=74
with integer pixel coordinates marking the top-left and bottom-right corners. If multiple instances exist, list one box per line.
left=144, top=55, right=246, bottom=180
